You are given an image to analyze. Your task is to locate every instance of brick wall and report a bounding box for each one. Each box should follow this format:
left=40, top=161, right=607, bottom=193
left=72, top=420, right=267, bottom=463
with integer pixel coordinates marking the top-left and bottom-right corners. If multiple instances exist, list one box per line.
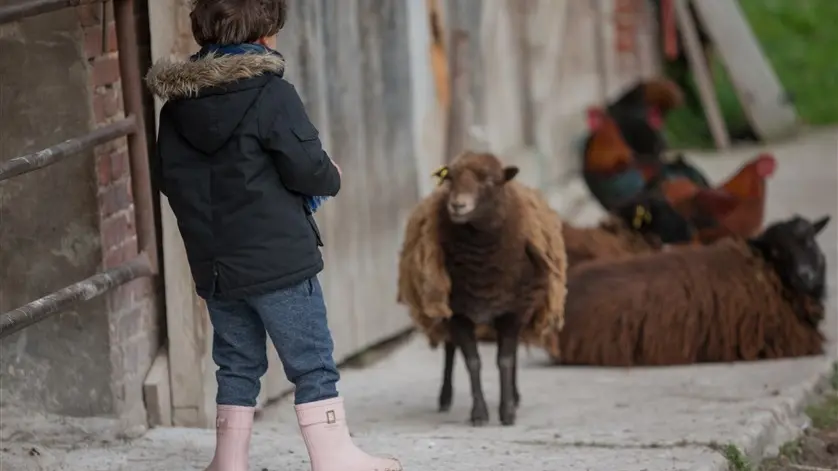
left=77, top=1, right=162, bottom=424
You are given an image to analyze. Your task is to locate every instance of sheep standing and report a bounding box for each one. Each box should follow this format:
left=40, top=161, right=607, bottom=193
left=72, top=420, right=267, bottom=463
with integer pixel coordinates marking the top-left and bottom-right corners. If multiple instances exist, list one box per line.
left=397, top=152, right=567, bottom=426
left=549, top=215, right=830, bottom=366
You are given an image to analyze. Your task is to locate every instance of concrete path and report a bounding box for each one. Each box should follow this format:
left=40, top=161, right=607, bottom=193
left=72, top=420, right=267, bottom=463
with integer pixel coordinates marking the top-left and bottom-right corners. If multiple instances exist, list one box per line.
left=2, top=128, right=836, bottom=471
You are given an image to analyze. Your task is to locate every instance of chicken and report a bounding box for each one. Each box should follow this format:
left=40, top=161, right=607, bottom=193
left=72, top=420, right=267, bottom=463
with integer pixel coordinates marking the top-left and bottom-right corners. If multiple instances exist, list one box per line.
left=581, top=108, right=658, bottom=211
left=695, top=153, right=777, bottom=242
left=606, top=77, right=685, bottom=163
left=581, top=106, right=708, bottom=212
left=651, top=153, right=777, bottom=244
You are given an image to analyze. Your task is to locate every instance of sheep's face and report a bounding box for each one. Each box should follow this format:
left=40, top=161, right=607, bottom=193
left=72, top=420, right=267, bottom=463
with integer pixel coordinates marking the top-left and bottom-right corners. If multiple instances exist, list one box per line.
left=614, top=193, right=695, bottom=244
left=436, top=152, right=519, bottom=224
left=751, top=215, right=831, bottom=300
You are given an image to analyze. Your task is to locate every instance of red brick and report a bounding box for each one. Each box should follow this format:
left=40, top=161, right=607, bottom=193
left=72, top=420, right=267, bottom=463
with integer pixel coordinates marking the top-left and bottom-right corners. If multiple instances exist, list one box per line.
left=103, top=237, right=138, bottom=269
left=108, top=278, right=153, bottom=319
left=97, top=154, right=110, bottom=187
left=93, top=88, right=122, bottom=123
left=94, top=139, right=127, bottom=159
left=102, top=210, right=135, bottom=250
left=110, top=150, right=130, bottom=182
left=100, top=179, right=133, bottom=217
left=91, top=56, right=121, bottom=88
left=83, top=23, right=118, bottom=60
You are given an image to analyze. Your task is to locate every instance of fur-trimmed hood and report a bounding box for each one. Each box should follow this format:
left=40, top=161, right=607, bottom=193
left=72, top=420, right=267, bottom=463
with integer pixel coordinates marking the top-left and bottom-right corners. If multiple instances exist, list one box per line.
left=145, top=52, right=285, bottom=100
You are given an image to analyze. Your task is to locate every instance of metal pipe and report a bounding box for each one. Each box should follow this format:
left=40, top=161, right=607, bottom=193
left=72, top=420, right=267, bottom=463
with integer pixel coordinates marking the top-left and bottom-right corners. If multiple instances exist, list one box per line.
left=0, top=254, right=152, bottom=340
left=113, top=0, right=159, bottom=274
left=0, top=0, right=104, bottom=25
left=0, top=117, right=136, bottom=182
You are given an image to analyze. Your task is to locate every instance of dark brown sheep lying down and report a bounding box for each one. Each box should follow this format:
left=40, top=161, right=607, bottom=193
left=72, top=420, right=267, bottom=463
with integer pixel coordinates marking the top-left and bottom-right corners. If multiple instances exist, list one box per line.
left=551, top=215, right=831, bottom=366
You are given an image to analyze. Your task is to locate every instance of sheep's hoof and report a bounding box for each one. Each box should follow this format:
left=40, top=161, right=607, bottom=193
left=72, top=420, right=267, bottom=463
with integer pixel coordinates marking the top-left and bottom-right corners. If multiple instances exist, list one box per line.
left=499, top=401, right=517, bottom=426
left=438, top=389, right=453, bottom=413
left=470, top=406, right=489, bottom=427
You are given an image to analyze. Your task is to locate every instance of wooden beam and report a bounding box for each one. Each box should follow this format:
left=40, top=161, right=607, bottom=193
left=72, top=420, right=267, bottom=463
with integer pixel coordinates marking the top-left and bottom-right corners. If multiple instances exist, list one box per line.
left=444, top=30, right=471, bottom=162
left=426, top=0, right=450, bottom=115
left=592, top=0, right=609, bottom=103
left=143, top=347, right=173, bottom=427
left=673, top=0, right=730, bottom=150
left=690, top=0, right=798, bottom=140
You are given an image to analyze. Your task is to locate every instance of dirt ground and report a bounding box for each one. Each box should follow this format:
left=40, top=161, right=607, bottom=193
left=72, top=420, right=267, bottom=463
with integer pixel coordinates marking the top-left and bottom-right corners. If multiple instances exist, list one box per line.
left=759, top=373, right=838, bottom=471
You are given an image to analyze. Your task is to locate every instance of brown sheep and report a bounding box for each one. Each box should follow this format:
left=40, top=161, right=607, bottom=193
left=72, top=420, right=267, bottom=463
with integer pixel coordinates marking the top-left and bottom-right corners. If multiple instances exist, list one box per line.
left=563, top=189, right=709, bottom=268
left=397, top=151, right=567, bottom=426
left=549, top=215, right=831, bottom=366
left=562, top=217, right=660, bottom=268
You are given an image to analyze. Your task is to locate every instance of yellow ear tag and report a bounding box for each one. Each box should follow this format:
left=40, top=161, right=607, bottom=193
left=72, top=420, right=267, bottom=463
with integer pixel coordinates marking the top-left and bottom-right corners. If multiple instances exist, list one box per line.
left=432, top=166, right=449, bottom=186
left=632, top=205, right=645, bottom=229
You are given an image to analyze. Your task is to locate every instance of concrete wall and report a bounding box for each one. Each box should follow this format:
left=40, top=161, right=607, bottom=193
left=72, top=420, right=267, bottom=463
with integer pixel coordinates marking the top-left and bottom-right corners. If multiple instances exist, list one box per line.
left=0, top=3, right=161, bottom=424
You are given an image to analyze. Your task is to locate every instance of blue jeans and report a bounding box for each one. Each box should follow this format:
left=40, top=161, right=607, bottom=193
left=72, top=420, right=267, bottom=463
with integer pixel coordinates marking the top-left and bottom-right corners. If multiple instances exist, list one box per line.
left=205, top=277, right=340, bottom=406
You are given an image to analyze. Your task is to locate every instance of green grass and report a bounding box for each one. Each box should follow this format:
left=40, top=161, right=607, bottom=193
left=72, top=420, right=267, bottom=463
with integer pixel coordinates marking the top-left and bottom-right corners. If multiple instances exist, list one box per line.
left=721, top=443, right=754, bottom=471
left=664, top=0, right=838, bottom=149
left=805, top=391, right=838, bottom=430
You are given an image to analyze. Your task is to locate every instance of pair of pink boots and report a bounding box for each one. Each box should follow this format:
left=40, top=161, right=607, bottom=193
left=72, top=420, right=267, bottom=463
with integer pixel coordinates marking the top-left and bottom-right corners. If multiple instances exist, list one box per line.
left=205, top=396, right=401, bottom=471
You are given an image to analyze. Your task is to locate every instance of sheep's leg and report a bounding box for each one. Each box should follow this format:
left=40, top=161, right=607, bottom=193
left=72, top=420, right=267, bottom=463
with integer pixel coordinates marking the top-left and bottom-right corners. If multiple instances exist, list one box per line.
left=513, top=355, right=520, bottom=408
left=495, top=313, right=522, bottom=426
left=449, top=315, right=489, bottom=426
left=438, top=341, right=456, bottom=412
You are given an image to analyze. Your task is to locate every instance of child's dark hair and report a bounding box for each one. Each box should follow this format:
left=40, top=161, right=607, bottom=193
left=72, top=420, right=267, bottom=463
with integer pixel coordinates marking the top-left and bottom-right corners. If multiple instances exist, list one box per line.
left=190, top=0, right=288, bottom=46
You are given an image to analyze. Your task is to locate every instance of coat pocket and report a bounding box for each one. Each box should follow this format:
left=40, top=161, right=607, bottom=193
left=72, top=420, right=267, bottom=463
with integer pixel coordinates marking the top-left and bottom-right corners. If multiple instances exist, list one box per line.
left=306, top=214, right=324, bottom=247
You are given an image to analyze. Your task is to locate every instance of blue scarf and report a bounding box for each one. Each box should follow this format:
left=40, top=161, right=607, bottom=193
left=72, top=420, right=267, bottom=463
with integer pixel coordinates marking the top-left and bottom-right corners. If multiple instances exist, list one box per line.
left=192, top=43, right=330, bottom=214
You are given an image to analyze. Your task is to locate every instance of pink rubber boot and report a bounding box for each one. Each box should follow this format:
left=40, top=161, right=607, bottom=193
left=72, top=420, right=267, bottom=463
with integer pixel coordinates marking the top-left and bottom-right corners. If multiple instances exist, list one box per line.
left=205, top=405, right=255, bottom=471
left=295, top=397, right=402, bottom=471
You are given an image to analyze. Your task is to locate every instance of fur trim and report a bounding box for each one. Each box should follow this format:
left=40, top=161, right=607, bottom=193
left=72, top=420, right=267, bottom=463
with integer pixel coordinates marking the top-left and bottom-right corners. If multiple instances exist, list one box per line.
left=145, top=52, right=285, bottom=100
left=397, top=182, right=568, bottom=357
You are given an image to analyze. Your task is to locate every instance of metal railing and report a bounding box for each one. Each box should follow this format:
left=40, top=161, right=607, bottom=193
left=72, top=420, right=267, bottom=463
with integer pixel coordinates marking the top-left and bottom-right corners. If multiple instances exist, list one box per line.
left=0, top=0, right=158, bottom=339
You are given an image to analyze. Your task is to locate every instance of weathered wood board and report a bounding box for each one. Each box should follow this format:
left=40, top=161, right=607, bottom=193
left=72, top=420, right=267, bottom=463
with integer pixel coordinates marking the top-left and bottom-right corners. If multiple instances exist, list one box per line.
left=691, top=0, right=799, bottom=140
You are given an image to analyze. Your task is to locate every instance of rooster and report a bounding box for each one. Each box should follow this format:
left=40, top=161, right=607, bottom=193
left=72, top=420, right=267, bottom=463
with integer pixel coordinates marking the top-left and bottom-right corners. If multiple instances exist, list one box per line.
left=606, top=77, right=685, bottom=163
left=581, top=108, right=659, bottom=211
left=581, top=106, right=710, bottom=211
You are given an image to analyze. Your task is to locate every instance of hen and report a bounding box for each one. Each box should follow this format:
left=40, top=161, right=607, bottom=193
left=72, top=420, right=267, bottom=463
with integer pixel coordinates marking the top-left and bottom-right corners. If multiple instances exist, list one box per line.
left=694, top=153, right=777, bottom=242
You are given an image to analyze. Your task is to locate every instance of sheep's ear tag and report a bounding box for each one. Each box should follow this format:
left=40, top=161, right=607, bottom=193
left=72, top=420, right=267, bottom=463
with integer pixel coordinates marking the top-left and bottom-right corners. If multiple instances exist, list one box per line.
left=432, top=166, right=449, bottom=186
left=325, top=409, right=336, bottom=424
left=632, top=205, right=649, bottom=229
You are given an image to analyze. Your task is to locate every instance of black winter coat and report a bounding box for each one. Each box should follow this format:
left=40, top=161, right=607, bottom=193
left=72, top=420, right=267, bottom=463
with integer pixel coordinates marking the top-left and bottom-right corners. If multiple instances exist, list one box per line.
left=146, top=51, right=340, bottom=300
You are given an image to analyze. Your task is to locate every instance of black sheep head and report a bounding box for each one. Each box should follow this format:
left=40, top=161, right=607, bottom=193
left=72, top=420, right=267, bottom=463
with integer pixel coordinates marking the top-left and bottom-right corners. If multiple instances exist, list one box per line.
left=435, top=152, right=518, bottom=225
left=613, top=192, right=695, bottom=244
left=749, top=215, right=831, bottom=301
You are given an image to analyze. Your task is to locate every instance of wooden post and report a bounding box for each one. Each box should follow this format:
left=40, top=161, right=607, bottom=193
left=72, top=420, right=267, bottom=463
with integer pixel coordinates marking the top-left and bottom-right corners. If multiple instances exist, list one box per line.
left=690, top=0, right=798, bottom=140
left=444, top=30, right=471, bottom=162
left=592, top=0, right=609, bottom=103
left=426, top=0, right=450, bottom=115
left=673, top=0, right=730, bottom=150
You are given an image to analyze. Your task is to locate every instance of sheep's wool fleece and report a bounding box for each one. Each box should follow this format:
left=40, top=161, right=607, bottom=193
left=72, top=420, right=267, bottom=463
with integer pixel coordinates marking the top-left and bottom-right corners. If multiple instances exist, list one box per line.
left=397, top=182, right=568, bottom=356
left=563, top=217, right=660, bottom=268
left=552, top=238, right=825, bottom=366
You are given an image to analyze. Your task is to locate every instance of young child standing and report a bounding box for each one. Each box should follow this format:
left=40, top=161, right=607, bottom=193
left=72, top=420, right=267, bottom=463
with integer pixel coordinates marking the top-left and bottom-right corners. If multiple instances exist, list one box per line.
left=145, top=1, right=402, bottom=470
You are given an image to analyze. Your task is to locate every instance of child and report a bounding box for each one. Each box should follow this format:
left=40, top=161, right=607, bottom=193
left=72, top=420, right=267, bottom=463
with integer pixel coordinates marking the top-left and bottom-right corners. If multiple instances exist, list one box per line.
left=145, top=1, right=401, bottom=470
